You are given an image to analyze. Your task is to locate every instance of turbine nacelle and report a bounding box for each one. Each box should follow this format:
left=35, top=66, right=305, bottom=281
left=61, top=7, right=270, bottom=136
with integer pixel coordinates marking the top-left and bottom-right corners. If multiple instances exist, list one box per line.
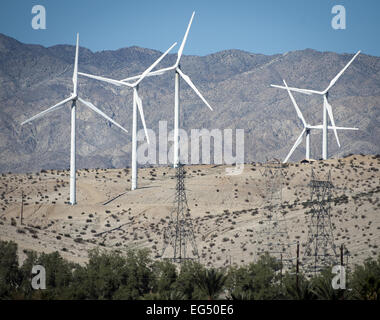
left=271, top=50, right=361, bottom=97
left=78, top=41, right=177, bottom=145
left=117, top=12, right=213, bottom=112
left=272, top=51, right=361, bottom=160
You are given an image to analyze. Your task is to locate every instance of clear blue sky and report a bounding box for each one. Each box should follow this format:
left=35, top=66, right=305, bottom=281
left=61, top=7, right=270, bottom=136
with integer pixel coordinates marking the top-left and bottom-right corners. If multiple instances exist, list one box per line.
left=0, top=0, right=379, bottom=56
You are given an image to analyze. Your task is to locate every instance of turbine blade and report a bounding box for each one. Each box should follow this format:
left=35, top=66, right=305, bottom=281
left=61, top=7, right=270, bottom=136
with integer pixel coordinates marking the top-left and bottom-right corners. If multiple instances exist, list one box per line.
left=73, top=33, right=79, bottom=95
left=120, top=66, right=175, bottom=82
left=135, top=90, right=150, bottom=144
left=270, top=84, right=321, bottom=95
left=177, top=68, right=213, bottom=111
left=283, top=80, right=307, bottom=127
left=325, top=51, right=361, bottom=93
left=176, top=11, right=195, bottom=66
left=133, top=42, right=177, bottom=86
left=324, top=98, right=340, bottom=147
left=283, top=128, right=306, bottom=163
left=309, top=125, right=359, bottom=131
left=78, top=72, right=131, bottom=87
left=78, top=97, right=128, bottom=134
left=328, top=126, right=359, bottom=130
left=21, top=96, right=74, bottom=125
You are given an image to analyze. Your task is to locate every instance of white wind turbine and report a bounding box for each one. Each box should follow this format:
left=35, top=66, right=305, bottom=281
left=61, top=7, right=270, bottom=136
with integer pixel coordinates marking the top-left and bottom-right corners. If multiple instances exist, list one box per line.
left=281, top=80, right=358, bottom=163
left=271, top=50, right=361, bottom=160
left=120, top=11, right=213, bottom=168
left=78, top=42, right=177, bottom=190
left=21, top=34, right=129, bottom=205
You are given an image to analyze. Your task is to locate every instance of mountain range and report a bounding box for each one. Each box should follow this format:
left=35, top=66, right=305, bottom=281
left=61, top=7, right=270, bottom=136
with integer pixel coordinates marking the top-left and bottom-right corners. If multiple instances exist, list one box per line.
left=0, top=33, right=379, bottom=173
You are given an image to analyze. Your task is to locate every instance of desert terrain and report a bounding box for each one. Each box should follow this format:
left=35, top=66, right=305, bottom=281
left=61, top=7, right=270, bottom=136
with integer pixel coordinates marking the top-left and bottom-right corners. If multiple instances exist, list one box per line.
left=0, top=154, right=379, bottom=273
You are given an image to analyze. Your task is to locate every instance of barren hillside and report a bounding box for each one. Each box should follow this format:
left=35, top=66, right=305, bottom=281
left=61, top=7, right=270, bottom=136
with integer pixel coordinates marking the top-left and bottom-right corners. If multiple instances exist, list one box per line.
left=0, top=154, right=379, bottom=272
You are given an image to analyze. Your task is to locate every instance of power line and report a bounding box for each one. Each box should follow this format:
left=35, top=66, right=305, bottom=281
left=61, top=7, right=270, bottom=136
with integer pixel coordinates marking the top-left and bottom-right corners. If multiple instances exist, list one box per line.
left=257, top=159, right=295, bottom=268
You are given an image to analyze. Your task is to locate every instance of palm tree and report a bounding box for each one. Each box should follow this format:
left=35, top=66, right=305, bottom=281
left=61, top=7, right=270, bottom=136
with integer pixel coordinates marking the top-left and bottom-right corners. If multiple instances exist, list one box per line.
left=228, top=290, right=254, bottom=300
left=311, top=270, right=345, bottom=300
left=283, top=273, right=316, bottom=300
left=194, top=268, right=227, bottom=300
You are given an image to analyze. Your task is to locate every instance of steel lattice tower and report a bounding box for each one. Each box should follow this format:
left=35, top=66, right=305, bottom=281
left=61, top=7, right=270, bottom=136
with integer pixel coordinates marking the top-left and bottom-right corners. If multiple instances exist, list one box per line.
left=257, top=159, right=294, bottom=268
left=302, top=169, right=337, bottom=274
left=161, top=163, right=199, bottom=262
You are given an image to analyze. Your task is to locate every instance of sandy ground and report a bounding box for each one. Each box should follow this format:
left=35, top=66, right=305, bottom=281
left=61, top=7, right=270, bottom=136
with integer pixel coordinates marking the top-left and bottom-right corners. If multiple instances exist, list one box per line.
left=0, top=154, right=379, bottom=273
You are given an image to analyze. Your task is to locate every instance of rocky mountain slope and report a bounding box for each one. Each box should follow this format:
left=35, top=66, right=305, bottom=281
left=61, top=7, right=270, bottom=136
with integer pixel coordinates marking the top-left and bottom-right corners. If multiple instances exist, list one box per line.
left=0, top=33, right=379, bottom=173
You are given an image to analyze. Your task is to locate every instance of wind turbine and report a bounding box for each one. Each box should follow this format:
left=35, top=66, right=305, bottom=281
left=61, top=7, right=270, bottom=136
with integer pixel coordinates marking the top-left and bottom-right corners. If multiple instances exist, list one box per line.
left=281, top=80, right=358, bottom=163
left=120, top=11, right=213, bottom=168
left=271, top=50, right=360, bottom=160
left=21, top=34, right=129, bottom=205
left=78, top=42, right=177, bottom=190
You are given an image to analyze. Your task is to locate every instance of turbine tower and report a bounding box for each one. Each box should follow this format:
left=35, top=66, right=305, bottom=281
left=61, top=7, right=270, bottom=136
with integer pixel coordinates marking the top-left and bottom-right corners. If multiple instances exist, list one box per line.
left=271, top=51, right=360, bottom=160
left=281, top=80, right=358, bottom=163
left=21, top=34, right=129, bottom=205
left=121, top=12, right=213, bottom=168
left=79, top=43, right=177, bottom=190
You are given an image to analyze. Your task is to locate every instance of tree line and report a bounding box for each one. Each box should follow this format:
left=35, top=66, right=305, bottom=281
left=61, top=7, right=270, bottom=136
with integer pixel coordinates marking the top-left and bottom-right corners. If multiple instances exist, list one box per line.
left=0, top=240, right=379, bottom=300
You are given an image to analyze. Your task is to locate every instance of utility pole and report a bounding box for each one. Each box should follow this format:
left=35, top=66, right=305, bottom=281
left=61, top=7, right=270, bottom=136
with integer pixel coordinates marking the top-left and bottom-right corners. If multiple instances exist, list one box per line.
left=340, top=243, right=345, bottom=300
left=296, top=241, right=299, bottom=291
left=20, top=190, right=24, bottom=225
left=280, top=253, right=283, bottom=286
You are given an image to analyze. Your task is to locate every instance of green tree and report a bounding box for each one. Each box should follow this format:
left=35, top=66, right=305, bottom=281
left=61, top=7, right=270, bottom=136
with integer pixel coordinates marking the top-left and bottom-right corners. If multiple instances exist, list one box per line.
left=41, top=251, right=77, bottom=298
left=311, top=267, right=346, bottom=300
left=194, top=268, right=227, bottom=300
left=150, top=260, right=178, bottom=299
left=71, top=248, right=129, bottom=299
left=0, top=241, right=21, bottom=299
left=174, top=260, right=205, bottom=299
left=349, top=255, right=380, bottom=300
left=113, top=248, right=154, bottom=300
left=282, top=272, right=316, bottom=300
left=226, top=253, right=282, bottom=300
left=26, top=251, right=77, bottom=299
left=18, top=250, right=39, bottom=299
